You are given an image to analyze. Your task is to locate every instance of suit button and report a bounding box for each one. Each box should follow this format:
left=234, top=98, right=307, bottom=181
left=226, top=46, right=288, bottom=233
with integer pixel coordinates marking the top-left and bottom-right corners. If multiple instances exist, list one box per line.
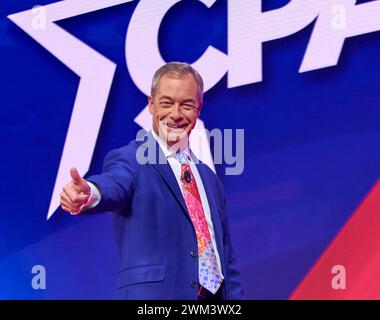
left=190, top=281, right=197, bottom=288
left=190, top=251, right=198, bottom=257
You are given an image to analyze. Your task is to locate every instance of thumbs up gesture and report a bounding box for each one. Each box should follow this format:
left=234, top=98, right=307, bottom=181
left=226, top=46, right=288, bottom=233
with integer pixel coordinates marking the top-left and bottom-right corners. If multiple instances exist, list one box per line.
left=60, top=167, right=91, bottom=215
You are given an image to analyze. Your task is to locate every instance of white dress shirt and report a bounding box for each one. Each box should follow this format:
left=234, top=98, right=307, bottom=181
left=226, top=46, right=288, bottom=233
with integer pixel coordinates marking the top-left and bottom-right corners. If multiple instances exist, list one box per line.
left=84, top=130, right=223, bottom=276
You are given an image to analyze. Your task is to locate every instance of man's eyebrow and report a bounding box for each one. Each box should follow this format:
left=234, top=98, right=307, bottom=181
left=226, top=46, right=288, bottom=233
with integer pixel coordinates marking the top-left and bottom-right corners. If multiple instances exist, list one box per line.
left=159, top=96, right=174, bottom=101
left=158, top=96, right=196, bottom=104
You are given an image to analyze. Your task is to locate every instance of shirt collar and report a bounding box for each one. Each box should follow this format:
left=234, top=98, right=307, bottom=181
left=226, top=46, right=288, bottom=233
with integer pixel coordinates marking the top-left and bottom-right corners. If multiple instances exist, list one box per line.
left=151, top=129, right=191, bottom=161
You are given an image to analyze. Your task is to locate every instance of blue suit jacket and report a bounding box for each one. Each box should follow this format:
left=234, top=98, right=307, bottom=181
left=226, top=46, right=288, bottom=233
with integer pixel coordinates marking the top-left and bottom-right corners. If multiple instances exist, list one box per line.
left=87, top=132, right=244, bottom=299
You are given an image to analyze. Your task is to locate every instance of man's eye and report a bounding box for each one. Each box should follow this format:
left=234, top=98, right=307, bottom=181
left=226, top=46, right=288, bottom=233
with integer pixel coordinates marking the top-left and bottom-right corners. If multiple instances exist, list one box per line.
left=160, top=102, right=172, bottom=108
left=182, top=104, right=195, bottom=110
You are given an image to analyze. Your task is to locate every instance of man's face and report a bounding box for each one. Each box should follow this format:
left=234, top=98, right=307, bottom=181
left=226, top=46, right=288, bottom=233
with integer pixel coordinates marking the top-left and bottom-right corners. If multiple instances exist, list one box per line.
left=148, top=74, right=202, bottom=149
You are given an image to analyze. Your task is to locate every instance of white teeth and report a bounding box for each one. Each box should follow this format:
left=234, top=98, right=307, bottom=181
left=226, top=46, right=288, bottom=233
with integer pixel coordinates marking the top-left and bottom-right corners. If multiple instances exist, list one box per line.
left=167, top=124, right=184, bottom=129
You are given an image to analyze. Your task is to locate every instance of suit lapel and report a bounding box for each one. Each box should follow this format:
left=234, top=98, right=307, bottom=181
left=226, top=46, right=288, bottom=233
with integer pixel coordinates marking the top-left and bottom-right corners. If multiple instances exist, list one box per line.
left=151, top=161, right=190, bottom=217
left=147, top=133, right=190, bottom=218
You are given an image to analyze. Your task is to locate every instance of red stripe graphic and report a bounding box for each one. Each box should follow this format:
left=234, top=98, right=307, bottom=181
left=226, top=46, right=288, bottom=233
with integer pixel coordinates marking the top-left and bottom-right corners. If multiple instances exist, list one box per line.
left=291, top=179, right=380, bottom=299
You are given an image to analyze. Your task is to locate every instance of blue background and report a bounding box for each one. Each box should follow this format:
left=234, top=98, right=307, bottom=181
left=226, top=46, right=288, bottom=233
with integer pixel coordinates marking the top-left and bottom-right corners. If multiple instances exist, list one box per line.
left=1, top=0, right=380, bottom=299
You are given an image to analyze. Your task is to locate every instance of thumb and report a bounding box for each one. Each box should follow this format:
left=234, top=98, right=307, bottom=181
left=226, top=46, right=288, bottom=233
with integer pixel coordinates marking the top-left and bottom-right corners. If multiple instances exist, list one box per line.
left=70, top=167, right=82, bottom=184
left=70, top=167, right=90, bottom=193
left=70, top=167, right=89, bottom=194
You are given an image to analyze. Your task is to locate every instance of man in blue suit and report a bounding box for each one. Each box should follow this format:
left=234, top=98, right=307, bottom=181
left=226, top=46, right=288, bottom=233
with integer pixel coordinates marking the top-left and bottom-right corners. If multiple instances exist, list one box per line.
left=60, top=62, right=244, bottom=300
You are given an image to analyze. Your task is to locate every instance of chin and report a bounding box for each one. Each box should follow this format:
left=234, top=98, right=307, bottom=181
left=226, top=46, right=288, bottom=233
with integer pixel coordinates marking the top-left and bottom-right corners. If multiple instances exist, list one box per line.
left=167, top=128, right=190, bottom=147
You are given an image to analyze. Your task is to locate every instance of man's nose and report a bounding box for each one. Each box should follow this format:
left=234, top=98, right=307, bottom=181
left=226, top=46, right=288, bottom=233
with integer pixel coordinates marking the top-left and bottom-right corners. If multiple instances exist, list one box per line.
left=170, top=104, right=183, bottom=121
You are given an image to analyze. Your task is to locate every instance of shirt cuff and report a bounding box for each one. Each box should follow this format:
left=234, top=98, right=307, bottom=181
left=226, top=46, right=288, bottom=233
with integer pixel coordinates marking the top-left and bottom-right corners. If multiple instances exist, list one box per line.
left=85, top=182, right=101, bottom=209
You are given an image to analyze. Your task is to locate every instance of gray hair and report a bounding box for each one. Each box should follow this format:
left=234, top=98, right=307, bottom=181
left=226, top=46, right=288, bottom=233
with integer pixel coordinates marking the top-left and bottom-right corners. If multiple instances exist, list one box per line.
left=151, top=62, right=204, bottom=104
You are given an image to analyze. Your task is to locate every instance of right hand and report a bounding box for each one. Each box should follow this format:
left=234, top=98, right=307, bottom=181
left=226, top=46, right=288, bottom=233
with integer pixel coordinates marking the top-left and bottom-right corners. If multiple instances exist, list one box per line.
left=60, top=167, right=91, bottom=215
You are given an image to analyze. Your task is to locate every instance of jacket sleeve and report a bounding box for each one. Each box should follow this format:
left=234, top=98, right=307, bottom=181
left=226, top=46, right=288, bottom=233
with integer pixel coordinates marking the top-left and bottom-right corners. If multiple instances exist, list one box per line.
left=85, top=146, right=136, bottom=214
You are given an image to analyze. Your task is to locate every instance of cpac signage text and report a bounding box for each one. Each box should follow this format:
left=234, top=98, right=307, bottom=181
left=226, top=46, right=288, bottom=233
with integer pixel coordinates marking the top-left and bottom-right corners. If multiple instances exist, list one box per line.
left=127, top=0, right=380, bottom=95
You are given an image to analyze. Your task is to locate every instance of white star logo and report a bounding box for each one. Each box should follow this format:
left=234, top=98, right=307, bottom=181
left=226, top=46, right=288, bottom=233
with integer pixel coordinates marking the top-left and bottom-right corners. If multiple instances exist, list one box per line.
left=8, top=0, right=215, bottom=220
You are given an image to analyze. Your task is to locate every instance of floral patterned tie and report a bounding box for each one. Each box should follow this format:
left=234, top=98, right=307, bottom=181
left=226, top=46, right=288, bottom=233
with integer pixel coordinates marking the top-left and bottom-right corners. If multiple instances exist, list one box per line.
left=175, top=152, right=223, bottom=294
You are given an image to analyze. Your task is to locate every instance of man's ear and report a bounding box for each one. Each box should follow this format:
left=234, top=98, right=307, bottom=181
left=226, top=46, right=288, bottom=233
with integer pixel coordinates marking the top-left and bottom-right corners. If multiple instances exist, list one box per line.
left=197, top=101, right=203, bottom=117
left=148, top=96, right=154, bottom=115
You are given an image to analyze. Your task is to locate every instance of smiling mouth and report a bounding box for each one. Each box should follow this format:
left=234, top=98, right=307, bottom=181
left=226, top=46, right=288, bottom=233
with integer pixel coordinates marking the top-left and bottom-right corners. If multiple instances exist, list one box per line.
left=166, top=123, right=186, bottom=129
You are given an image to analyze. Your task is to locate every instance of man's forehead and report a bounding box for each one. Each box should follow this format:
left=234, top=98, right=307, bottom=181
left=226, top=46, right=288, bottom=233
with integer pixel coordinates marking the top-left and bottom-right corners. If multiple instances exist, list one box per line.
left=158, top=73, right=195, bottom=83
left=156, top=74, right=198, bottom=94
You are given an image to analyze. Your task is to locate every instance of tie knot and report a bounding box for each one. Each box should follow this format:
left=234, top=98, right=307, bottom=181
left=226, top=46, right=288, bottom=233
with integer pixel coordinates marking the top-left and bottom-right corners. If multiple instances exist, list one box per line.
left=174, top=151, right=188, bottom=164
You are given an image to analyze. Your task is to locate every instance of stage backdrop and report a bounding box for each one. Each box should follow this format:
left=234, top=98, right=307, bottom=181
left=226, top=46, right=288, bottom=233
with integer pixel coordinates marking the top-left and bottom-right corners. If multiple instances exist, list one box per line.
left=1, top=0, right=380, bottom=299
